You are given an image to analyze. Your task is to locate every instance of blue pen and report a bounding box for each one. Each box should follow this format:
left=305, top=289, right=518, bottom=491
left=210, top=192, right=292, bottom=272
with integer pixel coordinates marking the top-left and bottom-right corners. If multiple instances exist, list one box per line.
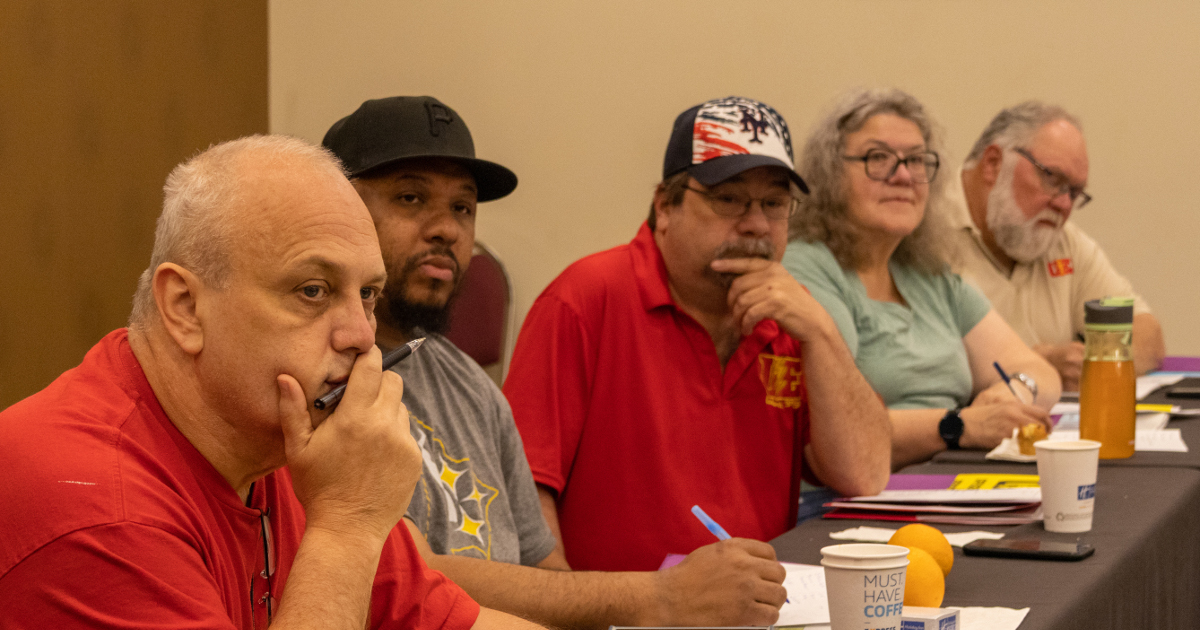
left=691, top=505, right=790, bottom=603
left=691, top=505, right=731, bottom=540
left=992, top=361, right=1027, bottom=404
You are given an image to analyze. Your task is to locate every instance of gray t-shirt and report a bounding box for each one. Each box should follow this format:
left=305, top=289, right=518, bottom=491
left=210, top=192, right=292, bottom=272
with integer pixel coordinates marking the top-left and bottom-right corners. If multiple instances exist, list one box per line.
left=393, top=332, right=556, bottom=566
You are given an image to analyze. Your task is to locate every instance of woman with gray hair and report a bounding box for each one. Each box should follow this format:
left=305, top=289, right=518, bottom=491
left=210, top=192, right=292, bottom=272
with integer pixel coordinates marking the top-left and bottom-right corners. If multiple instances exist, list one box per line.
left=782, top=88, right=1061, bottom=468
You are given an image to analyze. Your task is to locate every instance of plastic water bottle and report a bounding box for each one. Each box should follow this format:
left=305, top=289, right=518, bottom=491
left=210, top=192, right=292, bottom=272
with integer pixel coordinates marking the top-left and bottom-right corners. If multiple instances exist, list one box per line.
left=1078, top=297, right=1135, bottom=459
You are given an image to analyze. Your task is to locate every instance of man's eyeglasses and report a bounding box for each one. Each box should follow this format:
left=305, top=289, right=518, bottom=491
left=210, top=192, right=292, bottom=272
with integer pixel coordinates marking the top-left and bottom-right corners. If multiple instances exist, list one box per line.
left=684, top=186, right=799, bottom=221
left=842, top=148, right=940, bottom=184
left=1013, top=147, right=1092, bottom=211
left=250, top=508, right=276, bottom=628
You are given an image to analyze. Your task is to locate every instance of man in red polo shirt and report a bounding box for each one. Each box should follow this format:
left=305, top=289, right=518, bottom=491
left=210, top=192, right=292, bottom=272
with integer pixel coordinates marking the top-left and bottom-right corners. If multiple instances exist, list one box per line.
left=503, top=97, right=892, bottom=573
left=0, top=136, right=536, bottom=630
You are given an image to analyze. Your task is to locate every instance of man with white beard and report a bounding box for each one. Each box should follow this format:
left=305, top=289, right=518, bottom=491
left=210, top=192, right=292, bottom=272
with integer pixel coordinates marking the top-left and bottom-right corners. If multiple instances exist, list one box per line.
left=948, top=102, right=1165, bottom=391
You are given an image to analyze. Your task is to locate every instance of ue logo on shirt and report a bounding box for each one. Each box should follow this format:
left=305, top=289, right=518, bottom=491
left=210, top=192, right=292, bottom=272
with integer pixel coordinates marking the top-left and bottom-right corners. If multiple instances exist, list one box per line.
left=1077, top=483, right=1095, bottom=500
left=758, top=353, right=804, bottom=409
left=1048, top=258, right=1074, bottom=277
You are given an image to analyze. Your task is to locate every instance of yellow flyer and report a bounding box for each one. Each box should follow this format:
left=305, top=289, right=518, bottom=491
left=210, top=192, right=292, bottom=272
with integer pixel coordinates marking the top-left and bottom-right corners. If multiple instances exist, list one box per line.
left=949, top=473, right=1040, bottom=489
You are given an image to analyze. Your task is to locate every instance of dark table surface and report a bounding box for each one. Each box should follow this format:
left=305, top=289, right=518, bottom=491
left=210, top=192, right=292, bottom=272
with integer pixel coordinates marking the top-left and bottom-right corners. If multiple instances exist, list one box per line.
left=932, top=416, right=1200, bottom=469
left=771, top=462, right=1200, bottom=629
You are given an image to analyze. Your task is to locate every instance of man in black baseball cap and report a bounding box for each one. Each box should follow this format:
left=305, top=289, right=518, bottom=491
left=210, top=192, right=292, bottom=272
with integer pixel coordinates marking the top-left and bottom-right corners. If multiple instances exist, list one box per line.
left=325, top=96, right=792, bottom=629
left=503, top=96, right=891, bottom=574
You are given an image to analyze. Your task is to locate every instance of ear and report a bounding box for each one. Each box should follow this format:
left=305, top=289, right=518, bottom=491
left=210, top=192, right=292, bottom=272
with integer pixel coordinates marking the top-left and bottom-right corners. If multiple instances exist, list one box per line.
left=651, top=187, right=675, bottom=233
left=152, top=263, right=206, bottom=356
left=979, top=144, right=1005, bottom=186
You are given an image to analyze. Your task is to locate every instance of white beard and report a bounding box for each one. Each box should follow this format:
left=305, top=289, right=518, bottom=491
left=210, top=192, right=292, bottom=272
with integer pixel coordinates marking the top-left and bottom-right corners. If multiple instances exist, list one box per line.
left=985, top=153, right=1062, bottom=263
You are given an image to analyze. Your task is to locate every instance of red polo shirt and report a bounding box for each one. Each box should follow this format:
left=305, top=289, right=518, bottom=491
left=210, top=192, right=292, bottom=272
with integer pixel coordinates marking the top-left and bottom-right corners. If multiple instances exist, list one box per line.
left=504, top=223, right=813, bottom=571
left=0, top=330, right=479, bottom=629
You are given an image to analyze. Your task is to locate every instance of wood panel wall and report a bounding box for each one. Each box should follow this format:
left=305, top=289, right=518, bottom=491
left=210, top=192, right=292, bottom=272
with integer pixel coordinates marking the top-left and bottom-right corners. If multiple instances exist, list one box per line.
left=0, top=1, right=268, bottom=408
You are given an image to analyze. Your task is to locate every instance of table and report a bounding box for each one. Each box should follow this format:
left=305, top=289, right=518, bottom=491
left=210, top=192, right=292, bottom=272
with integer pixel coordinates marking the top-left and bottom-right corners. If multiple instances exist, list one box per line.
left=771, top=462, right=1200, bottom=629
left=931, top=416, right=1200, bottom=469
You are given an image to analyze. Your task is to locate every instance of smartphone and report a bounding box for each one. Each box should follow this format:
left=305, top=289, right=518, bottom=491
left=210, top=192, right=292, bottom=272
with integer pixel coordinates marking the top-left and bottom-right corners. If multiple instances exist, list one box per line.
left=963, top=538, right=1094, bottom=561
left=1166, top=386, right=1200, bottom=399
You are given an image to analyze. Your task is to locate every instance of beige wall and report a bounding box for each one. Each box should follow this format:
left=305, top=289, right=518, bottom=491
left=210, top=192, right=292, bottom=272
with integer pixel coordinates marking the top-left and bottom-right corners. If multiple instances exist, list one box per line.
left=271, top=0, right=1200, bottom=359
left=0, top=1, right=268, bottom=408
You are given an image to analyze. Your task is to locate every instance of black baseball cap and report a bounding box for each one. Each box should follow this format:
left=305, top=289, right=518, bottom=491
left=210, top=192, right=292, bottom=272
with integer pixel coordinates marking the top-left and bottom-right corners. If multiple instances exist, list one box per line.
left=663, top=96, right=808, bottom=193
left=322, top=96, right=518, bottom=202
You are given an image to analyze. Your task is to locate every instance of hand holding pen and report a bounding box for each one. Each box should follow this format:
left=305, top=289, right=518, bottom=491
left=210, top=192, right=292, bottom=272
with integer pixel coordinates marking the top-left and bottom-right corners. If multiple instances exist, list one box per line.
left=315, top=338, right=425, bottom=410
left=992, top=361, right=1030, bottom=405
left=692, top=505, right=790, bottom=604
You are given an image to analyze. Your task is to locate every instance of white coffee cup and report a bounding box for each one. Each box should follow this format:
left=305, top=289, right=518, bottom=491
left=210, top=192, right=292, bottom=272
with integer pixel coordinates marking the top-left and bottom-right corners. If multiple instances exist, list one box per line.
left=1035, top=439, right=1101, bottom=533
left=820, top=543, right=909, bottom=630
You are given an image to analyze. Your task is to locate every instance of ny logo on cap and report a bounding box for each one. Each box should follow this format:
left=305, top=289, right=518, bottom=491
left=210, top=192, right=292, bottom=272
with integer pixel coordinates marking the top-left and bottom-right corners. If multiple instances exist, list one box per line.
left=738, top=105, right=770, bottom=144
left=426, top=102, right=455, bottom=137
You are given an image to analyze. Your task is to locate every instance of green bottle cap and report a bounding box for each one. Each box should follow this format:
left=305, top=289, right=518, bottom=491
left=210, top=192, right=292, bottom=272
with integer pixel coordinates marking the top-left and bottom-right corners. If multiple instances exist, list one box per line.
left=1085, top=297, right=1133, bottom=330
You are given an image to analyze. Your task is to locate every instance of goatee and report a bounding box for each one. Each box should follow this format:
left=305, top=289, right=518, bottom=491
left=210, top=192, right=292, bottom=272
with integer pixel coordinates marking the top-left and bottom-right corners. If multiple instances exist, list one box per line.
left=381, top=246, right=463, bottom=336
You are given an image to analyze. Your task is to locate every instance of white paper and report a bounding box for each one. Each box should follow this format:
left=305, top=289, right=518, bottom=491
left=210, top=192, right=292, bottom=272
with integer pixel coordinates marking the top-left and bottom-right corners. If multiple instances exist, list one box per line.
left=848, top=488, right=1041, bottom=504
left=828, top=526, right=896, bottom=543
left=1050, top=402, right=1080, bottom=416
left=1137, top=374, right=1185, bottom=399
left=828, top=526, right=1004, bottom=548
left=1048, top=428, right=1188, bottom=452
left=947, top=606, right=1030, bottom=630
left=1136, top=413, right=1170, bottom=431
left=777, top=562, right=830, bottom=626
left=1053, top=411, right=1168, bottom=432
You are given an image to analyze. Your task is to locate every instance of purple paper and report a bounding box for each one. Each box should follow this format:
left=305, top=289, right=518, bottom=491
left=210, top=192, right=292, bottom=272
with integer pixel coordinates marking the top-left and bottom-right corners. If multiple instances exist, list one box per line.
left=658, top=553, right=686, bottom=570
left=884, top=474, right=956, bottom=491
left=1160, top=356, right=1200, bottom=372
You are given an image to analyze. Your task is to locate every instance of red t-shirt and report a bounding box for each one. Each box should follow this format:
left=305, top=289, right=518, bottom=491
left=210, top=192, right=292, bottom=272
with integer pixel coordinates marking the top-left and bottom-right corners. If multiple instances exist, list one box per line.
left=0, top=329, right=479, bottom=630
left=504, top=223, right=813, bottom=571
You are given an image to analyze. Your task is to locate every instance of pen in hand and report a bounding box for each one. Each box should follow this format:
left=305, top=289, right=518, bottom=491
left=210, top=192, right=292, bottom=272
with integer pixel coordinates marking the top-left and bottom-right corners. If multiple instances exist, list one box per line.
left=313, top=337, right=425, bottom=411
left=992, top=361, right=1028, bottom=405
left=691, top=505, right=790, bottom=603
left=691, top=505, right=731, bottom=540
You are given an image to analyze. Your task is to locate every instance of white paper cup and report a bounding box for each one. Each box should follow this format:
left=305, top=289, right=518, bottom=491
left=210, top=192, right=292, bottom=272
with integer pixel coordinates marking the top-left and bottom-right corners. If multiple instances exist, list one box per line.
left=1035, top=439, right=1101, bottom=533
left=820, top=544, right=910, bottom=630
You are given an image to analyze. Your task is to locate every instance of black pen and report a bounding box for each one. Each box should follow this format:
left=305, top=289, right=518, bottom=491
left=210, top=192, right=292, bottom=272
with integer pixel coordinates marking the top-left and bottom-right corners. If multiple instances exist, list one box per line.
left=313, top=337, right=425, bottom=410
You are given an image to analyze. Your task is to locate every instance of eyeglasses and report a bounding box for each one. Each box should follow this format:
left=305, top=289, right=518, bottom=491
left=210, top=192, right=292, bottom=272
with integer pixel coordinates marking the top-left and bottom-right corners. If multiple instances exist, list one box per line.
left=842, top=148, right=940, bottom=184
left=1013, top=147, right=1092, bottom=210
left=684, top=186, right=799, bottom=221
left=250, top=508, right=276, bottom=628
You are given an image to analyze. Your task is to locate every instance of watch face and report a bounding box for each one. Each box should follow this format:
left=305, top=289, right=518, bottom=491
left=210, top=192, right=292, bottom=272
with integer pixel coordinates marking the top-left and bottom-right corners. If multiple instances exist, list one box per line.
left=939, top=410, right=964, bottom=447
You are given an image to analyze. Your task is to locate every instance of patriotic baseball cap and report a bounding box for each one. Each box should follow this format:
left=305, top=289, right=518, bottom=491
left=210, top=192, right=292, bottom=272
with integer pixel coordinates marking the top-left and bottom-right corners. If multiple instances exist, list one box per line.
left=322, top=96, right=518, bottom=202
left=663, top=96, right=808, bottom=193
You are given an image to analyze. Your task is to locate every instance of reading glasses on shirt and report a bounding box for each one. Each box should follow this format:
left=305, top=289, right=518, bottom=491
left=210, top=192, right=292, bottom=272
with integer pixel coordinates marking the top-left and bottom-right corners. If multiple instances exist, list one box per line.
left=684, top=186, right=799, bottom=221
left=1013, top=147, right=1093, bottom=211
left=842, top=148, right=940, bottom=184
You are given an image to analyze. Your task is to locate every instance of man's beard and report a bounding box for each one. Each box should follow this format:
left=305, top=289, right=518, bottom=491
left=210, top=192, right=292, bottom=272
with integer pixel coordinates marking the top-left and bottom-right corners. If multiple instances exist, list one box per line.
left=986, top=153, right=1062, bottom=263
left=706, top=237, right=775, bottom=288
left=380, top=246, right=463, bottom=336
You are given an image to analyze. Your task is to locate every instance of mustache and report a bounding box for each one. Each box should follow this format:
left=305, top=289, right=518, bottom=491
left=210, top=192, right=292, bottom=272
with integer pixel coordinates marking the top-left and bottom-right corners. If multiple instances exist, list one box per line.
left=1028, top=210, right=1063, bottom=229
left=400, top=244, right=462, bottom=279
left=712, top=238, right=775, bottom=261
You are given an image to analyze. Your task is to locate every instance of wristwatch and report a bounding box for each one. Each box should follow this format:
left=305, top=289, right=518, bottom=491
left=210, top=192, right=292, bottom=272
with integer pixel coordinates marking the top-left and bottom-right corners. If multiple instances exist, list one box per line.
left=1011, top=373, right=1039, bottom=403
left=938, top=407, right=965, bottom=450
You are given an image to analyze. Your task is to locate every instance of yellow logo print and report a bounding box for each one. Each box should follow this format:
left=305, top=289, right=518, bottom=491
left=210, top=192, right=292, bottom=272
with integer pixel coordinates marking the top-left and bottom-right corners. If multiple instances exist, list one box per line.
left=758, top=353, right=804, bottom=409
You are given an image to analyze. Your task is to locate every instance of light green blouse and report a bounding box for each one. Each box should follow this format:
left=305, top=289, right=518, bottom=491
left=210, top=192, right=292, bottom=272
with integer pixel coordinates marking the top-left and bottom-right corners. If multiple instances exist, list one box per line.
left=782, top=240, right=991, bottom=410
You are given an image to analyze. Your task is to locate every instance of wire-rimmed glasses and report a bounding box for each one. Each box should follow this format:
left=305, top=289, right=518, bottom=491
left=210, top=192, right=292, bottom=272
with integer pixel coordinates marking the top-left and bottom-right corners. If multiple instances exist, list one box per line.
left=1013, top=147, right=1092, bottom=211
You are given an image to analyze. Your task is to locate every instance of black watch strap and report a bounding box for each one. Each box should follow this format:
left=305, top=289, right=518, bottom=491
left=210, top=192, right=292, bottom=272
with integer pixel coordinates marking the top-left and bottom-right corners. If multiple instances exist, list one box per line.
left=939, top=407, right=964, bottom=450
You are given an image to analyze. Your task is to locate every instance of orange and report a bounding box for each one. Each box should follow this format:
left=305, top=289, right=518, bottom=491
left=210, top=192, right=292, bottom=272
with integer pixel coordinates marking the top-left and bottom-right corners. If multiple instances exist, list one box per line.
left=902, top=547, right=945, bottom=607
left=889, top=523, right=953, bottom=575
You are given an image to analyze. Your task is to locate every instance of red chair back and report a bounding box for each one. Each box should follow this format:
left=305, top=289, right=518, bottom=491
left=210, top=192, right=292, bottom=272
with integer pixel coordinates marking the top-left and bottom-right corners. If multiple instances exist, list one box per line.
left=444, top=242, right=512, bottom=369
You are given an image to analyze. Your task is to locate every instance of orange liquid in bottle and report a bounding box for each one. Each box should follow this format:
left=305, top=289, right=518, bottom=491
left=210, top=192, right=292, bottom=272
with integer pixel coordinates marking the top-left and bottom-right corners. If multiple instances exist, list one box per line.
left=1079, top=359, right=1135, bottom=459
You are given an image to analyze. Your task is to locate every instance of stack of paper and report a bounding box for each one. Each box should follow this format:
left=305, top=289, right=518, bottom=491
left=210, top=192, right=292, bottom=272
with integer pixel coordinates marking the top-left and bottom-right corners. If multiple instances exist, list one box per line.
left=823, top=474, right=1043, bottom=525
